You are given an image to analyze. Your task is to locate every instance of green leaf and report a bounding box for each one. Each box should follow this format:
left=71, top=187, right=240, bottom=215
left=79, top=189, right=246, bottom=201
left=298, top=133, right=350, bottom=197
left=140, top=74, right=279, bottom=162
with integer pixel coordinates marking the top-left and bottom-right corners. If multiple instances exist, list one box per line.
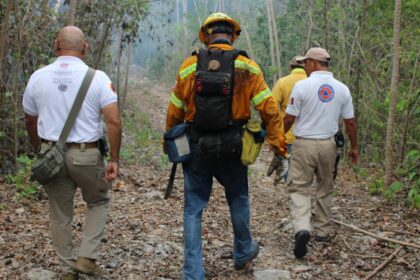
left=384, top=181, right=404, bottom=201
left=408, top=187, right=420, bottom=208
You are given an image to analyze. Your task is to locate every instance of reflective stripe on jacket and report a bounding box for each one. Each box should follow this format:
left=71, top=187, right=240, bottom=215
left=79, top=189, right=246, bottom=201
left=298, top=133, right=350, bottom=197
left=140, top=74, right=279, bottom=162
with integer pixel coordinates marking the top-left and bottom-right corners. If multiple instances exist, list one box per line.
left=165, top=43, right=287, bottom=156
left=271, top=68, right=307, bottom=144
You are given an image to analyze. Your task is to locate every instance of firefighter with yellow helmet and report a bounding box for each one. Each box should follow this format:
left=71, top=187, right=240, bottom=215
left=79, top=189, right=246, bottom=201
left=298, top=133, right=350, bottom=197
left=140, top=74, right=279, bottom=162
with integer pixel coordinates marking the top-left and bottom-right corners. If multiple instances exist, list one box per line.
left=165, top=12, right=288, bottom=279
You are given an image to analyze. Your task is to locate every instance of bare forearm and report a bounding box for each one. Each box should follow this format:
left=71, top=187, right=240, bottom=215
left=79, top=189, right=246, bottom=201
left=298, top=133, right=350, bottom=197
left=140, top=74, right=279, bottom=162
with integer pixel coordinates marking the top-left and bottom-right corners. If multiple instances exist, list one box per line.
left=344, top=118, right=358, bottom=150
left=107, top=122, right=122, bottom=162
left=283, top=114, right=296, bottom=134
left=102, top=103, right=122, bottom=162
left=24, top=114, right=40, bottom=151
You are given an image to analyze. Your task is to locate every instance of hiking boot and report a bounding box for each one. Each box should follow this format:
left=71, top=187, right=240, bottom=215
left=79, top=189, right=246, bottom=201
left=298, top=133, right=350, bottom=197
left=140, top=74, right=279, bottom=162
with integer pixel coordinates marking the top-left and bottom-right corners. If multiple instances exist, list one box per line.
left=62, top=273, right=78, bottom=280
left=234, top=240, right=260, bottom=270
left=314, top=234, right=330, bottom=242
left=293, top=230, right=310, bottom=259
left=74, top=257, right=103, bottom=276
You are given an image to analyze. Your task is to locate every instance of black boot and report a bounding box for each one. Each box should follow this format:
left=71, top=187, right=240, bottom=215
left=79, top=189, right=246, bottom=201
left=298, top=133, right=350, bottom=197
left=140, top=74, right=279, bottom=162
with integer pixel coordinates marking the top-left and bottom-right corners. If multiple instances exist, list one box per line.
left=293, top=230, right=310, bottom=259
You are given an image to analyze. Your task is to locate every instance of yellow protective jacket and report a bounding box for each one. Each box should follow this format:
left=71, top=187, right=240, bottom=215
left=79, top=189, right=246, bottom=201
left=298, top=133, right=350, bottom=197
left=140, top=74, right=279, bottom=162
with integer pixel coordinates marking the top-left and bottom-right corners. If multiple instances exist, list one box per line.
left=165, top=43, right=287, bottom=156
left=271, top=68, right=307, bottom=144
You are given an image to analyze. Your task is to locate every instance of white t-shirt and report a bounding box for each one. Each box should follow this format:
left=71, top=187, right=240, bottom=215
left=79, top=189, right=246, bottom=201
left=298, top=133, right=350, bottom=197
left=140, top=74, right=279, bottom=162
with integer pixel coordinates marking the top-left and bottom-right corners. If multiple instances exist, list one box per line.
left=23, top=56, right=118, bottom=143
left=286, top=71, right=354, bottom=139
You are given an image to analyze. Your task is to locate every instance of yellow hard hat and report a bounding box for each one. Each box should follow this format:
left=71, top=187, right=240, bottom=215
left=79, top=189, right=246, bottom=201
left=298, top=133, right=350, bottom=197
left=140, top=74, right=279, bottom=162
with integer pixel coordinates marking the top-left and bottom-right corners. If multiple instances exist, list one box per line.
left=198, top=12, right=241, bottom=44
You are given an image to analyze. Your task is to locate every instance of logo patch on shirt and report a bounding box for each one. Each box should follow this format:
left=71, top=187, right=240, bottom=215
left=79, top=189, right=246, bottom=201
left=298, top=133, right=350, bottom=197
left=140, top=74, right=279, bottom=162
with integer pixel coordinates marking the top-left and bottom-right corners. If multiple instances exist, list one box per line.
left=318, top=84, right=334, bottom=103
left=58, top=83, right=68, bottom=92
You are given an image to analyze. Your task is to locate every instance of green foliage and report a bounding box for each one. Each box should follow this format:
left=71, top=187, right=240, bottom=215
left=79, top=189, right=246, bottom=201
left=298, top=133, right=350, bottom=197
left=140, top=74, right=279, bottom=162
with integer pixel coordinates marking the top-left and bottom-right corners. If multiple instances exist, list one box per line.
left=384, top=181, right=404, bottom=202
left=366, top=149, right=419, bottom=208
left=407, top=186, right=420, bottom=209
left=121, top=98, right=169, bottom=168
left=368, top=177, right=384, bottom=195
left=353, top=165, right=369, bottom=179
left=5, top=156, right=39, bottom=199
left=398, top=149, right=420, bottom=208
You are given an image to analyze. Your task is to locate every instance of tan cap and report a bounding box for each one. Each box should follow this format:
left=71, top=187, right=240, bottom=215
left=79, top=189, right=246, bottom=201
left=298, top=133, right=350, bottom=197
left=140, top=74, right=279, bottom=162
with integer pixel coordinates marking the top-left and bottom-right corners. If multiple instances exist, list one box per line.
left=296, top=47, right=330, bottom=62
left=289, top=56, right=305, bottom=67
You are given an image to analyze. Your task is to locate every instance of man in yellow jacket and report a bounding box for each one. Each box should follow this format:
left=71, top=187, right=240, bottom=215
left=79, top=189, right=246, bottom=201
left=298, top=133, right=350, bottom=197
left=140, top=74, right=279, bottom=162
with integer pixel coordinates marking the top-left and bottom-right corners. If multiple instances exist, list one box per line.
left=270, top=56, right=307, bottom=183
left=165, top=12, right=288, bottom=280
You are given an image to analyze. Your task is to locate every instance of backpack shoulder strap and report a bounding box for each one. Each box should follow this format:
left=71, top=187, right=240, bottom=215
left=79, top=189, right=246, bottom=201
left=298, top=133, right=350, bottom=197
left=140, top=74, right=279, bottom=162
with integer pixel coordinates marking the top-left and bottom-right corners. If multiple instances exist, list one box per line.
left=57, top=68, right=96, bottom=148
left=238, top=50, right=249, bottom=59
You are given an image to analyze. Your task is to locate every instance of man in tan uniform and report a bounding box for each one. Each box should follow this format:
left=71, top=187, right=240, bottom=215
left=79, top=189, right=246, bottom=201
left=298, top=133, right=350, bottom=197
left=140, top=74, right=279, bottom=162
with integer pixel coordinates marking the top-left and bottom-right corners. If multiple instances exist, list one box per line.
left=271, top=57, right=307, bottom=183
left=284, top=48, right=357, bottom=259
left=23, top=26, right=122, bottom=280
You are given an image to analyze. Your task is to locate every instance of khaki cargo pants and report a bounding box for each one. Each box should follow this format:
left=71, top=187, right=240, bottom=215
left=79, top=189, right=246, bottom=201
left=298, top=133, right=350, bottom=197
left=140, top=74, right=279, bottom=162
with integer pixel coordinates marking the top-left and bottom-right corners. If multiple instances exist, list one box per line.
left=286, top=137, right=336, bottom=238
left=41, top=143, right=110, bottom=274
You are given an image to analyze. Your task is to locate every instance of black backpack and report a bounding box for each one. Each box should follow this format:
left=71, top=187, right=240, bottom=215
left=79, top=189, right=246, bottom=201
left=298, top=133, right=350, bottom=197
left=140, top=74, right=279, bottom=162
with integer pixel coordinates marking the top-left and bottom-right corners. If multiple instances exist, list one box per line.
left=190, top=47, right=248, bottom=160
left=192, top=47, right=247, bottom=130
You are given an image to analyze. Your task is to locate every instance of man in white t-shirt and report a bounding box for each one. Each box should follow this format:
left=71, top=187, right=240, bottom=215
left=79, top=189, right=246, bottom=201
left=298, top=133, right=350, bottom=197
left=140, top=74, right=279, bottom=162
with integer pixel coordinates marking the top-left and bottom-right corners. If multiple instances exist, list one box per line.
left=283, top=47, right=358, bottom=259
left=23, top=26, right=122, bottom=280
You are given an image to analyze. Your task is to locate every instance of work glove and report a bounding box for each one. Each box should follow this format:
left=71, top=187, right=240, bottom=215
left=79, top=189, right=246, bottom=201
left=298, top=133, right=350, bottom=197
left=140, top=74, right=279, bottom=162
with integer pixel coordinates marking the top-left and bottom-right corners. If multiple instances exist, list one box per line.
left=267, top=154, right=289, bottom=185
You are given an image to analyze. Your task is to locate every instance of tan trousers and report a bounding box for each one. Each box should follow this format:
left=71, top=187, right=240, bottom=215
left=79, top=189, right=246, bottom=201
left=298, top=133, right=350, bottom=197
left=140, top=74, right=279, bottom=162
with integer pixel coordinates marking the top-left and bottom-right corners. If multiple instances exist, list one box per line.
left=41, top=143, right=110, bottom=274
left=286, top=137, right=336, bottom=238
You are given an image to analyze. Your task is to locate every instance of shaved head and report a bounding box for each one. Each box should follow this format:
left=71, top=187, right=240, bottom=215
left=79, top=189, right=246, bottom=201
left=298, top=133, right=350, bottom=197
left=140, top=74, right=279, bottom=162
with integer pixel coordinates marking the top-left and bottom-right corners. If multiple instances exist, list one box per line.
left=55, top=26, right=88, bottom=57
left=56, top=26, right=85, bottom=50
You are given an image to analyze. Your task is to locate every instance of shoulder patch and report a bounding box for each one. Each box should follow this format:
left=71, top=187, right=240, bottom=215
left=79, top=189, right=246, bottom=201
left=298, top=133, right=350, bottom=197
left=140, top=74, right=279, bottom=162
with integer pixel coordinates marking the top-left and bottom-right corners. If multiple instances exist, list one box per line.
left=109, top=82, right=116, bottom=92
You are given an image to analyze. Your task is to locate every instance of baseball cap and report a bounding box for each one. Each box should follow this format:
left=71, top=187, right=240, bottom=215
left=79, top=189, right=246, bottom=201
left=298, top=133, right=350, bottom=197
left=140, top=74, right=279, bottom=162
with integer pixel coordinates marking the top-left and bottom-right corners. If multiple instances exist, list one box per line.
left=296, top=47, right=330, bottom=62
left=289, top=56, right=305, bottom=67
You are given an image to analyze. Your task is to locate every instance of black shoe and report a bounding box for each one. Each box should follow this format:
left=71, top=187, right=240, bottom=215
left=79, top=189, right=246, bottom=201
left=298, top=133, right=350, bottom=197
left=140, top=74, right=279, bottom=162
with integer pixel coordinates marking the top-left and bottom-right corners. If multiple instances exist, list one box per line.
left=314, top=234, right=330, bottom=242
left=293, top=230, right=310, bottom=259
left=234, top=241, right=260, bottom=270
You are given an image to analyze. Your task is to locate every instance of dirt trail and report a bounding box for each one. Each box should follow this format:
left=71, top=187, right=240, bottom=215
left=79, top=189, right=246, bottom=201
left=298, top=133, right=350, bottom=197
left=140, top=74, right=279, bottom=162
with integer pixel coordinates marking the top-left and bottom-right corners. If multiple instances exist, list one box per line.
left=0, top=76, right=419, bottom=280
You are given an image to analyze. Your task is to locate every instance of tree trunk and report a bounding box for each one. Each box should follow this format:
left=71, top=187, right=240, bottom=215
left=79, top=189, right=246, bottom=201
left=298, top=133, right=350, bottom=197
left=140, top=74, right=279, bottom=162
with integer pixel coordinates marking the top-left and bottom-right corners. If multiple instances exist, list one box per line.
left=12, top=57, right=21, bottom=169
left=94, top=18, right=111, bottom=69
left=52, top=0, right=62, bottom=22
left=323, top=0, right=329, bottom=50
left=116, top=31, right=123, bottom=109
left=176, top=0, right=180, bottom=50
left=121, top=43, right=132, bottom=111
left=266, top=0, right=276, bottom=84
left=193, top=0, right=202, bottom=27
left=66, top=0, right=77, bottom=26
left=232, top=0, right=255, bottom=59
left=0, top=0, right=14, bottom=168
left=269, top=0, right=281, bottom=78
left=400, top=48, right=419, bottom=163
left=304, top=1, right=314, bottom=52
left=0, top=0, right=13, bottom=71
left=353, top=0, right=367, bottom=120
left=384, top=0, right=402, bottom=187
left=214, top=0, right=218, bottom=11
left=182, top=0, right=188, bottom=46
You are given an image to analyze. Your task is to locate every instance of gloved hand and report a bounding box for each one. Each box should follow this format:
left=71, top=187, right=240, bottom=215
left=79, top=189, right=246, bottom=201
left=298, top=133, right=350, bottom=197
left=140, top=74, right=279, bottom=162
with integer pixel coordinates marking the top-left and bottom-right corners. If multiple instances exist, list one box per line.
left=267, top=154, right=289, bottom=184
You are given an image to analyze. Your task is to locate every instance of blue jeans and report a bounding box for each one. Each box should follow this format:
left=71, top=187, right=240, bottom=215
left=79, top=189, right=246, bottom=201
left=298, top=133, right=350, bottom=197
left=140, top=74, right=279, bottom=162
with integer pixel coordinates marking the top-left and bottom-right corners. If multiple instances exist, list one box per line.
left=182, top=152, right=254, bottom=280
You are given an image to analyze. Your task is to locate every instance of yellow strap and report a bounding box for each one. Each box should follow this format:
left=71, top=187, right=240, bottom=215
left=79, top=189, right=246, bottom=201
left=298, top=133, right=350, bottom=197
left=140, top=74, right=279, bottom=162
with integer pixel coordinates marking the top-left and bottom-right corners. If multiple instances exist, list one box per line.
left=170, top=92, right=184, bottom=109
left=251, top=88, right=271, bottom=107
left=179, top=63, right=197, bottom=80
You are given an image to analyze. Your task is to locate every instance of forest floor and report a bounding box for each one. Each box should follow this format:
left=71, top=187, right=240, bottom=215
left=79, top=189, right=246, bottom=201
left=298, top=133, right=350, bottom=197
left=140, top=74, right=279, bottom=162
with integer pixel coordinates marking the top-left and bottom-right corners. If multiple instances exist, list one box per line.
left=0, top=77, right=419, bottom=280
